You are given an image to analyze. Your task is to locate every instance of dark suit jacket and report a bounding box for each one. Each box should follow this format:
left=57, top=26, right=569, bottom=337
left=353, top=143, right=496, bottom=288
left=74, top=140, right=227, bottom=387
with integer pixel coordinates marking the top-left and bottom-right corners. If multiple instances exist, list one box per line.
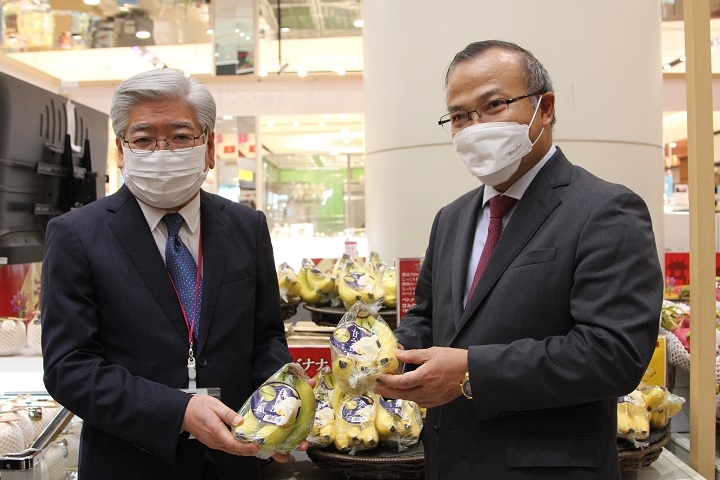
left=41, top=186, right=291, bottom=480
left=393, top=148, right=663, bottom=480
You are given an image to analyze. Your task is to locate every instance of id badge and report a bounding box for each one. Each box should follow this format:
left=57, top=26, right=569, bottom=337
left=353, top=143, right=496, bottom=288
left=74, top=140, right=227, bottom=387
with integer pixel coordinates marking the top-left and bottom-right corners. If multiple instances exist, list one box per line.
left=180, top=387, right=221, bottom=400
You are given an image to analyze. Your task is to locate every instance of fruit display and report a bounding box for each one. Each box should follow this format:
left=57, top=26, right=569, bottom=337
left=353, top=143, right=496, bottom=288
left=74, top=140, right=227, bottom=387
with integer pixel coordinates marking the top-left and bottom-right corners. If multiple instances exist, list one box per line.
left=232, top=363, right=316, bottom=459
left=276, top=251, right=399, bottom=311
left=374, top=395, right=423, bottom=451
left=333, top=393, right=379, bottom=454
left=330, top=302, right=400, bottom=397
left=307, top=367, right=341, bottom=448
left=617, top=384, right=685, bottom=448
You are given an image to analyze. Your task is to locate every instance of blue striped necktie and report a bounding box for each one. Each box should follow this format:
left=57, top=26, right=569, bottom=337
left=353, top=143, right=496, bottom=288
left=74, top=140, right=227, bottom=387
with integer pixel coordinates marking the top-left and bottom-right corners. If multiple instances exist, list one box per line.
left=163, top=213, right=202, bottom=338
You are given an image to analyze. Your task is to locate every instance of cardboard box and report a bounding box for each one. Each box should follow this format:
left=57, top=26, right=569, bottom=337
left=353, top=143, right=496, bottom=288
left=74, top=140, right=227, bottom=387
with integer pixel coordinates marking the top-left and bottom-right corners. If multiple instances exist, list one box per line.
left=642, top=335, right=667, bottom=386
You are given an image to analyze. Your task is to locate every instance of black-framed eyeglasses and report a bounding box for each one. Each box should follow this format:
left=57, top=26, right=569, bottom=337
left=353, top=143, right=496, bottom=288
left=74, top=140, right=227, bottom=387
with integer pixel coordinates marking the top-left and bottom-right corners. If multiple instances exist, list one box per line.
left=438, top=91, right=544, bottom=133
left=122, top=131, right=207, bottom=153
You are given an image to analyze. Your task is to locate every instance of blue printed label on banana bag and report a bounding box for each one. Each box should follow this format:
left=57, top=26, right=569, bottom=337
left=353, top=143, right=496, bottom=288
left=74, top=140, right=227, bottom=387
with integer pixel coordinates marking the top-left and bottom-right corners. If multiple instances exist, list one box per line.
left=331, top=324, right=379, bottom=356
left=341, top=395, right=375, bottom=424
left=378, top=396, right=403, bottom=416
left=250, top=382, right=301, bottom=427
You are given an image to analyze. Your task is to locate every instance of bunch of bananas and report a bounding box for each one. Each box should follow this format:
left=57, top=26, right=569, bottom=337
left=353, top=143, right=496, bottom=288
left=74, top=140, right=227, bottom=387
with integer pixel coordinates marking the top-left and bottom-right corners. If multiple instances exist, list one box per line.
left=307, top=367, right=341, bottom=448
left=637, top=384, right=685, bottom=430
left=277, top=262, right=302, bottom=303
left=374, top=395, right=422, bottom=451
left=296, top=258, right=334, bottom=305
left=617, top=385, right=685, bottom=447
left=330, top=302, right=400, bottom=397
left=232, top=363, right=316, bottom=459
left=617, top=390, right=650, bottom=446
left=333, top=394, right=379, bottom=454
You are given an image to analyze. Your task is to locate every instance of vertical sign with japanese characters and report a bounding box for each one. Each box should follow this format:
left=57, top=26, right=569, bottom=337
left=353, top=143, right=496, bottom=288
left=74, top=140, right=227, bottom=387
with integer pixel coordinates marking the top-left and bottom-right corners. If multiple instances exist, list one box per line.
left=396, top=257, right=423, bottom=326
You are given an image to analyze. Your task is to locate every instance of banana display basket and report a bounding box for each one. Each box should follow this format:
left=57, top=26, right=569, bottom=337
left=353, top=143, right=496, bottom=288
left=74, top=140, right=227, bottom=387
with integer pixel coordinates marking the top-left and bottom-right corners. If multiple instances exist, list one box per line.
left=306, top=442, right=424, bottom=479
left=280, top=298, right=301, bottom=320
left=616, top=428, right=670, bottom=471
left=303, top=304, right=398, bottom=330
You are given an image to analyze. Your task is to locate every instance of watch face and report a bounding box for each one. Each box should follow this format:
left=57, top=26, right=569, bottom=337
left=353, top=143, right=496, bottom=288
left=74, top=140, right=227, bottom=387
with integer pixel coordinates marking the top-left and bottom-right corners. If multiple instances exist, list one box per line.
left=462, top=379, right=472, bottom=398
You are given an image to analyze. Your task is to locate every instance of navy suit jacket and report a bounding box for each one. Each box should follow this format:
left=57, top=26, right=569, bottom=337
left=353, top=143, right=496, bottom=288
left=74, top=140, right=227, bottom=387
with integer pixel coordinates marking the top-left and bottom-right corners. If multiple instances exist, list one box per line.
left=41, top=186, right=291, bottom=480
left=393, top=148, right=663, bottom=479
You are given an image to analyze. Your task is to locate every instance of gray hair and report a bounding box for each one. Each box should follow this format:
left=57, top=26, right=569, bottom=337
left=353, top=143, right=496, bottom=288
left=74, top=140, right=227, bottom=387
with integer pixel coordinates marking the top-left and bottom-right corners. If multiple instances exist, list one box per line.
left=110, top=68, right=216, bottom=138
left=444, top=40, right=556, bottom=125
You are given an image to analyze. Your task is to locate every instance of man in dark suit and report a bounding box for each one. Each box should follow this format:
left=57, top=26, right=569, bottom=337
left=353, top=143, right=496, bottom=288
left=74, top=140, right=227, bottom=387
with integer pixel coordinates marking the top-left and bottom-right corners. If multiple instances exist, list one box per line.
left=375, top=40, right=663, bottom=479
left=41, top=68, right=299, bottom=479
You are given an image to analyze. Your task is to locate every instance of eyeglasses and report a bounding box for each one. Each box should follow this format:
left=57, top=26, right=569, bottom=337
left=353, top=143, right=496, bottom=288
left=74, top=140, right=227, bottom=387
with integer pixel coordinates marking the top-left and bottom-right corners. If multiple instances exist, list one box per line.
left=438, top=91, right=543, bottom=133
left=122, top=132, right=207, bottom=153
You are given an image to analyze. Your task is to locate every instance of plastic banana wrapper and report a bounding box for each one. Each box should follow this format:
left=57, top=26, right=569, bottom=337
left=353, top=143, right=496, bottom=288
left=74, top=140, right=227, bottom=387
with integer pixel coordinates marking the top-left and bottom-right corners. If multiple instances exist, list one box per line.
left=333, top=393, right=379, bottom=455
left=616, top=385, right=685, bottom=448
left=307, top=367, right=341, bottom=449
left=232, top=363, right=316, bottom=459
left=374, top=395, right=423, bottom=452
left=330, top=302, right=401, bottom=397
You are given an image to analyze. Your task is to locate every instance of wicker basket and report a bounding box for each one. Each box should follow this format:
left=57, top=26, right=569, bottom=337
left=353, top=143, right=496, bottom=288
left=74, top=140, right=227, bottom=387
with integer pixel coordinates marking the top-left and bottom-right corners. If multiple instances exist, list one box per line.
left=617, top=428, right=670, bottom=471
left=280, top=299, right=301, bottom=320
left=306, top=443, right=424, bottom=479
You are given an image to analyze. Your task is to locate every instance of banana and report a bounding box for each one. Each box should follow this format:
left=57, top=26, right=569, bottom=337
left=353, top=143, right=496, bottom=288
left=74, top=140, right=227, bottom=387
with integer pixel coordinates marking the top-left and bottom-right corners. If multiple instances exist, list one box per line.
left=364, top=251, right=387, bottom=277
left=334, top=394, right=377, bottom=454
left=302, top=258, right=335, bottom=294
left=297, top=268, right=326, bottom=304
left=330, top=303, right=399, bottom=395
left=380, top=267, right=397, bottom=308
left=338, top=272, right=384, bottom=310
left=277, top=263, right=302, bottom=301
left=375, top=399, right=399, bottom=438
left=639, top=385, right=669, bottom=412
left=649, top=408, right=669, bottom=430
left=665, top=393, right=685, bottom=417
left=233, top=363, right=315, bottom=458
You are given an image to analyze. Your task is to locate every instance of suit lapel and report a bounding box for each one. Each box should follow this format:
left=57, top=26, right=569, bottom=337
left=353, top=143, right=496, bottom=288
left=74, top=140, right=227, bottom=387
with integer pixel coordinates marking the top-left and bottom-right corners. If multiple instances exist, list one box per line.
left=451, top=150, right=571, bottom=343
left=106, top=187, right=189, bottom=343
left=195, top=191, right=229, bottom=354
left=450, top=187, right=484, bottom=333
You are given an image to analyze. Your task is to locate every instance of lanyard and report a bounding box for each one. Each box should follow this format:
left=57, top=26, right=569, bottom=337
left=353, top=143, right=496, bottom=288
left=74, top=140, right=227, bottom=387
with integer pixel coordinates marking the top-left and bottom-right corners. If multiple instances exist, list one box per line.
left=167, top=231, right=203, bottom=389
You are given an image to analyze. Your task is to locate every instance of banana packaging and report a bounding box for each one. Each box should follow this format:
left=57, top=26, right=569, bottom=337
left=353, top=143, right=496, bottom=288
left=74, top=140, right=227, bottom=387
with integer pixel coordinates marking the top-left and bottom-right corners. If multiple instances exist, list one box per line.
left=296, top=259, right=332, bottom=305
left=232, top=363, right=316, bottom=459
left=380, top=267, right=397, bottom=309
left=307, top=367, right=340, bottom=448
left=374, top=394, right=422, bottom=452
left=330, top=302, right=400, bottom=396
left=636, top=384, right=685, bottom=430
left=277, top=262, right=302, bottom=302
left=337, top=271, right=385, bottom=310
left=616, top=391, right=650, bottom=447
left=333, top=393, right=379, bottom=454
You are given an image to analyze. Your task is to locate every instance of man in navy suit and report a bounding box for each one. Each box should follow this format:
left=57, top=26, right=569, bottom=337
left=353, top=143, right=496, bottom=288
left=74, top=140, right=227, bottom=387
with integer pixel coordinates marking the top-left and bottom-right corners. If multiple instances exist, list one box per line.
left=41, top=68, right=299, bottom=479
left=375, top=40, right=663, bottom=479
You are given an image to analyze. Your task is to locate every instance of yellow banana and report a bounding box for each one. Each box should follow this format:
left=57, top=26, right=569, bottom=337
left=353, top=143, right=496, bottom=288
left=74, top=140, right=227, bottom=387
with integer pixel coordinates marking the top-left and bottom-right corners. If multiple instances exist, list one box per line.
left=334, top=395, right=377, bottom=453
left=375, top=400, right=399, bottom=438
left=649, top=408, right=669, bottom=430
left=233, top=363, right=314, bottom=458
left=338, top=272, right=384, bottom=310
left=277, top=263, right=302, bottom=301
left=302, top=258, right=335, bottom=294
left=380, top=267, right=397, bottom=308
left=297, top=268, right=325, bottom=304
left=639, top=385, right=669, bottom=412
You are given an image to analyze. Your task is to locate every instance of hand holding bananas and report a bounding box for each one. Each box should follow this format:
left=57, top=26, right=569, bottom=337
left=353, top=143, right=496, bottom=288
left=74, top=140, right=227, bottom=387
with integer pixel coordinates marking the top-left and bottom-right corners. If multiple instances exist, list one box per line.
left=374, top=346, right=469, bottom=408
left=232, top=363, right=316, bottom=459
left=330, top=302, right=401, bottom=397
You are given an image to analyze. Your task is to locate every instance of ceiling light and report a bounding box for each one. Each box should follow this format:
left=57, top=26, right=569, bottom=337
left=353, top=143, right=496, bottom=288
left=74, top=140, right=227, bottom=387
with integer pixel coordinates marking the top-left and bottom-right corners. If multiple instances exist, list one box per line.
left=206, top=28, right=214, bottom=35
left=297, top=69, right=307, bottom=77
left=679, top=55, right=686, bottom=62
left=83, top=0, right=100, bottom=4
left=293, top=122, right=299, bottom=127
left=136, top=30, right=151, bottom=39
left=353, top=19, right=364, bottom=28
left=155, top=62, right=165, bottom=68
left=223, top=115, right=234, bottom=120
left=336, top=67, right=346, bottom=76
left=663, top=64, right=672, bottom=70
left=319, top=121, right=325, bottom=127
left=235, top=29, right=240, bottom=33
left=258, top=70, right=268, bottom=77
left=670, top=142, right=677, bottom=148
left=280, top=26, right=290, bottom=33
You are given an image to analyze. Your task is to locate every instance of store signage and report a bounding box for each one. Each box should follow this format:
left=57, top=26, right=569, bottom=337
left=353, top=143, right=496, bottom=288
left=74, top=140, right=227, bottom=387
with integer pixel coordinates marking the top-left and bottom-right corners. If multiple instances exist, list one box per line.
left=396, top=257, right=423, bottom=326
left=642, top=335, right=667, bottom=387
left=288, top=345, right=331, bottom=378
left=665, top=252, right=720, bottom=289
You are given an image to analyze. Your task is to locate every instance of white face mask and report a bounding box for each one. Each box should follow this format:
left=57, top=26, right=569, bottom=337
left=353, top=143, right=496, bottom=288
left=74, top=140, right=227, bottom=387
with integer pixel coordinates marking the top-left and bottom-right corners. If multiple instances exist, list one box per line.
left=453, top=97, right=544, bottom=186
left=121, top=145, right=208, bottom=209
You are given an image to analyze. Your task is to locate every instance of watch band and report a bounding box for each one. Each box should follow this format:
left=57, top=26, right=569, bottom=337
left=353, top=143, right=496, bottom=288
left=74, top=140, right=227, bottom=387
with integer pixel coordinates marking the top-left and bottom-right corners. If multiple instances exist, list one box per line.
left=461, top=372, right=472, bottom=399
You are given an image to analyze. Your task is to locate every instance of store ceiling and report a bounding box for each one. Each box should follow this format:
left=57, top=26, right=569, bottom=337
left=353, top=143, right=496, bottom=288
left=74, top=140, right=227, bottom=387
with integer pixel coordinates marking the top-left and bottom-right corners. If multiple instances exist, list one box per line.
left=2, top=1, right=719, bottom=169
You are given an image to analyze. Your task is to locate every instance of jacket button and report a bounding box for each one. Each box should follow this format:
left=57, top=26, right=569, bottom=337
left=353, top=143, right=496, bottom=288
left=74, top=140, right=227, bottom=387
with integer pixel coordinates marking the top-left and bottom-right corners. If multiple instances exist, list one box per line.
left=198, top=357, right=207, bottom=367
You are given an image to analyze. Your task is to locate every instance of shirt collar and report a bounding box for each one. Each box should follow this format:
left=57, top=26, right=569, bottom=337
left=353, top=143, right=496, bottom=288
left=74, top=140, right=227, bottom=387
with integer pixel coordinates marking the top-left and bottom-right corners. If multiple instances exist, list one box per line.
left=137, top=193, right=202, bottom=233
left=483, top=144, right=557, bottom=205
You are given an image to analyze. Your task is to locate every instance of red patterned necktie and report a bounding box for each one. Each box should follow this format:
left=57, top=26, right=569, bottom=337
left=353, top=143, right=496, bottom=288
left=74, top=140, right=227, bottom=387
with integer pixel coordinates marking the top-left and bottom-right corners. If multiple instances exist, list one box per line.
left=466, top=195, right=517, bottom=303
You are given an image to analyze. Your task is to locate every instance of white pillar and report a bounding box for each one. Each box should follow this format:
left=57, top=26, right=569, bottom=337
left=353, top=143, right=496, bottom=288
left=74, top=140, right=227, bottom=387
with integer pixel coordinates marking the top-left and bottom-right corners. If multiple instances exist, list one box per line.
left=363, top=1, right=664, bottom=261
